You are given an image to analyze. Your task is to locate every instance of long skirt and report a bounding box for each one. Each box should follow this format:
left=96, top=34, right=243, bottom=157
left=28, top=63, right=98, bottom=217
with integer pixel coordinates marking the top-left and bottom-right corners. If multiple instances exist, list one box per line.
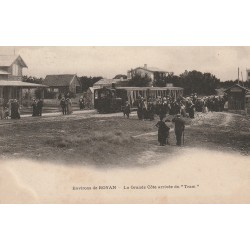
left=158, top=131, right=167, bottom=145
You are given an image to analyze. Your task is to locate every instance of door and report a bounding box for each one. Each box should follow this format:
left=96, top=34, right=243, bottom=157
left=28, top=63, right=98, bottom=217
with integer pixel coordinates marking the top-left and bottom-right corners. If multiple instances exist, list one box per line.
left=228, top=93, right=245, bottom=110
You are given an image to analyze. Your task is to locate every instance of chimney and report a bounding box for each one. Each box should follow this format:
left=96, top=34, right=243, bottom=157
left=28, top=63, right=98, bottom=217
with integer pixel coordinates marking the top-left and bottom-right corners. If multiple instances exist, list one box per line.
left=144, top=64, right=147, bottom=69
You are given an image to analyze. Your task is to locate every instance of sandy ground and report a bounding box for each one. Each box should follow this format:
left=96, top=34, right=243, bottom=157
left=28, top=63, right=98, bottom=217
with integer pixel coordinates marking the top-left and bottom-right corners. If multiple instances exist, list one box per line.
left=0, top=111, right=250, bottom=203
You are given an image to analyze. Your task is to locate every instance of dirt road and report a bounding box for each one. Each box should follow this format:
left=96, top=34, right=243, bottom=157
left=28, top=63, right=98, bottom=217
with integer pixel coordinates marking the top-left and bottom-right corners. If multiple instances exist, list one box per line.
left=0, top=110, right=249, bottom=166
left=0, top=111, right=250, bottom=203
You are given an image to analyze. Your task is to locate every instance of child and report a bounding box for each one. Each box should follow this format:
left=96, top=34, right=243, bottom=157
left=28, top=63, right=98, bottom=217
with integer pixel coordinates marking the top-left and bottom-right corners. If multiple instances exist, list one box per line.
left=3, top=107, right=9, bottom=119
left=123, top=101, right=131, bottom=118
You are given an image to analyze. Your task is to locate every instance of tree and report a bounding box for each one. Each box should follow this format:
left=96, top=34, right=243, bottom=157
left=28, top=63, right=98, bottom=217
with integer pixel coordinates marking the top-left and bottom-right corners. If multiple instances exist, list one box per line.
left=178, top=70, right=220, bottom=95
left=155, top=72, right=180, bottom=87
left=113, top=74, right=127, bottom=80
left=22, top=75, right=44, bottom=84
left=128, top=73, right=152, bottom=87
left=79, top=76, right=103, bottom=92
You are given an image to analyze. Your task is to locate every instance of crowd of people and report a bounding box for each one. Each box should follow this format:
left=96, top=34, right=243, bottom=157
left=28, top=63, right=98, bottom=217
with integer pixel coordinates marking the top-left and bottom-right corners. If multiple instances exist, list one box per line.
left=0, top=93, right=85, bottom=120
left=134, top=93, right=228, bottom=121
left=0, top=99, right=21, bottom=120
left=60, top=97, right=73, bottom=115
left=31, top=98, right=44, bottom=117
left=132, top=93, right=227, bottom=147
left=1, top=91, right=228, bottom=148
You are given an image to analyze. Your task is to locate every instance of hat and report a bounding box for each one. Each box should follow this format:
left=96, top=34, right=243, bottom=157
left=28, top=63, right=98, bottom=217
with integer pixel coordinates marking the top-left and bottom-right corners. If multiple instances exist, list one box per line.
left=177, top=114, right=181, bottom=117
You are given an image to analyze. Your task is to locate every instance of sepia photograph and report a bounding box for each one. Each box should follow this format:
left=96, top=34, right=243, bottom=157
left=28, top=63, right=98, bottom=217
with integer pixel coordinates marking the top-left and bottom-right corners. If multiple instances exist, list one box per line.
left=0, top=46, right=249, bottom=203
left=1, top=1, right=250, bottom=250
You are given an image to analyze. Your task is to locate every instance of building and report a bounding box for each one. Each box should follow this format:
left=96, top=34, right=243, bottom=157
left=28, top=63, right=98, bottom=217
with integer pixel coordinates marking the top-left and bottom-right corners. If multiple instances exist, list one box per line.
left=0, top=55, right=47, bottom=106
left=127, top=64, right=173, bottom=87
left=93, top=78, right=129, bottom=88
left=93, top=78, right=119, bottom=88
left=224, top=84, right=250, bottom=114
left=43, top=74, right=81, bottom=95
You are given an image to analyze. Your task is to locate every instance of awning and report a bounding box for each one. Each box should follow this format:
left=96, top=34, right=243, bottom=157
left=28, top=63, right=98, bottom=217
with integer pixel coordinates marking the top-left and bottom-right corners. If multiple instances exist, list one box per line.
left=0, top=81, right=48, bottom=88
left=0, top=69, right=10, bottom=75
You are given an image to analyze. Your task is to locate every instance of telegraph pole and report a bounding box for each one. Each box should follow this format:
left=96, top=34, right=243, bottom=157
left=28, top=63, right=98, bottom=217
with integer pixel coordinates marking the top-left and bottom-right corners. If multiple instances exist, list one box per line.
left=238, top=67, right=239, bottom=85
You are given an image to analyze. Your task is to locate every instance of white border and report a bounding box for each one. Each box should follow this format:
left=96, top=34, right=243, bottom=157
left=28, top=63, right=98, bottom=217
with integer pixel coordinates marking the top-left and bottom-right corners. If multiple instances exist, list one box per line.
left=1, top=0, right=250, bottom=249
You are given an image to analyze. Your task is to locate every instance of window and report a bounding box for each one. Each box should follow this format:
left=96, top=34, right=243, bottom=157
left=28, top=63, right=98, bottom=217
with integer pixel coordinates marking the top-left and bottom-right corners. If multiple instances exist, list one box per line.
left=12, top=64, right=18, bottom=76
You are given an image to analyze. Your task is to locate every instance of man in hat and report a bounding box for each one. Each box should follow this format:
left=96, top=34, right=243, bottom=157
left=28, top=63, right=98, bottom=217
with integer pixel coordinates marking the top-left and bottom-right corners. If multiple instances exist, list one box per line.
left=79, top=96, right=85, bottom=110
left=60, top=97, right=67, bottom=115
left=172, top=114, right=185, bottom=146
left=31, top=98, right=37, bottom=117
left=37, top=98, right=44, bottom=116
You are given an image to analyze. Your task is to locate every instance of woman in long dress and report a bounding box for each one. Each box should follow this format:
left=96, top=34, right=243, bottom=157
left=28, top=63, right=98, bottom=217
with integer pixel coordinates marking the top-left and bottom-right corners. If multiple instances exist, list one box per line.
left=66, top=98, right=73, bottom=115
left=11, top=99, right=20, bottom=119
left=155, top=117, right=170, bottom=146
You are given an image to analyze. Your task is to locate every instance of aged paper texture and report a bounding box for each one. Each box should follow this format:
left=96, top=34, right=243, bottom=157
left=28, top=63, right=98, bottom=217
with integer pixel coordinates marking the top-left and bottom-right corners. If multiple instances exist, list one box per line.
left=0, top=46, right=249, bottom=204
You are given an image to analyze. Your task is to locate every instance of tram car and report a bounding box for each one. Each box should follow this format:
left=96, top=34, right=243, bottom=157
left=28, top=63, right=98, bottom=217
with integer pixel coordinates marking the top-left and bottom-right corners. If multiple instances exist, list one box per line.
left=93, top=86, right=184, bottom=113
left=94, top=87, right=124, bottom=113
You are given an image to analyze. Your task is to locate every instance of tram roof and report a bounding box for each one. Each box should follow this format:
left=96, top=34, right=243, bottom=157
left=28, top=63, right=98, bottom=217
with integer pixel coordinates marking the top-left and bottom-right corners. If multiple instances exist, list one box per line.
left=115, top=87, right=183, bottom=91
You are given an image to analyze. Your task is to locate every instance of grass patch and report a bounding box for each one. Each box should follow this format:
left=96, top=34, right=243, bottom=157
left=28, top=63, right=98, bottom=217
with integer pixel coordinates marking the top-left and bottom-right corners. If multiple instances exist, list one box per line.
left=45, top=130, right=134, bottom=148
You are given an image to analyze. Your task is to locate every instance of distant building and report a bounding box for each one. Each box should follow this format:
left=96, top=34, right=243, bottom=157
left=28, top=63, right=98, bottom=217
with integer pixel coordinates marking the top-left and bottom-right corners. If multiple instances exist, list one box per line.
left=93, top=78, right=119, bottom=88
left=224, top=84, right=250, bottom=114
left=93, top=78, right=129, bottom=88
left=0, top=55, right=47, bottom=106
left=127, top=64, right=173, bottom=87
left=43, top=74, right=81, bottom=94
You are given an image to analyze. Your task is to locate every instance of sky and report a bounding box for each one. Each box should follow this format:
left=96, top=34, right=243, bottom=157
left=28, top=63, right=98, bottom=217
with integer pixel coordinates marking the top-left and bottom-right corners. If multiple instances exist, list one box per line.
left=0, top=46, right=249, bottom=81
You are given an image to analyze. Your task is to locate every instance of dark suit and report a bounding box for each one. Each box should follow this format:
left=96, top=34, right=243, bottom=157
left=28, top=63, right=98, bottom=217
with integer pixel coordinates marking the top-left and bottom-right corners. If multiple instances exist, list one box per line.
left=172, top=117, right=185, bottom=146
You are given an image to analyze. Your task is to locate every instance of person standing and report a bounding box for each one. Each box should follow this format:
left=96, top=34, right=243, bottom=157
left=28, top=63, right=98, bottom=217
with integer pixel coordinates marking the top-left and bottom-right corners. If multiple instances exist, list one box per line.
left=31, top=99, right=37, bottom=116
left=60, top=97, right=67, bottom=115
left=123, top=101, right=131, bottom=118
left=79, top=96, right=85, bottom=110
left=172, top=114, right=185, bottom=146
left=11, top=99, right=20, bottom=119
left=66, top=98, right=73, bottom=115
left=188, top=101, right=195, bottom=119
left=136, top=97, right=143, bottom=120
left=155, top=117, right=170, bottom=146
left=37, top=98, right=44, bottom=116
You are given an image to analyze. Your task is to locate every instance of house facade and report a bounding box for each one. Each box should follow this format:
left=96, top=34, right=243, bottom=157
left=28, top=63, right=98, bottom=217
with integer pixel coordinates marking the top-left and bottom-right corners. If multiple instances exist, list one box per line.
left=0, top=55, right=26, bottom=81
left=43, top=74, right=81, bottom=96
left=127, top=64, right=172, bottom=87
left=0, top=55, right=46, bottom=106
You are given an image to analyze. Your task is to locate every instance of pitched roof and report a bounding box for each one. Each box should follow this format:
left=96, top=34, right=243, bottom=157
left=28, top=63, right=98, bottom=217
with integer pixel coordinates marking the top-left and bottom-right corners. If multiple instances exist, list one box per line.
left=0, top=81, right=47, bottom=88
left=146, top=67, right=168, bottom=72
left=224, top=84, right=249, bottom=93
left=93, top=78, right=119, bottom=87
left=43, top=74, right=80, bottom=87
left=0, top=55, right=28, bottom=67
left=130, top=66, right=170, bottom=73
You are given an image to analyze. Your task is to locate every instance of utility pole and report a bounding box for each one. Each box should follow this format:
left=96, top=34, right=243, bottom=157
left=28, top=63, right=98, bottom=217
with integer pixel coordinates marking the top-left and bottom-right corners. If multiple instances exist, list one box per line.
left=241, top=71, right=244, bottom=87
left=238, top=67, right=239, bottom=85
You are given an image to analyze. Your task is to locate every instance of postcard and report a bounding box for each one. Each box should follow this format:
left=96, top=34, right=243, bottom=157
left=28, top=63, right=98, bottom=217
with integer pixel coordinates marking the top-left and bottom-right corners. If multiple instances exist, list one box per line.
left=0, top=46, right=249, bottom=203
